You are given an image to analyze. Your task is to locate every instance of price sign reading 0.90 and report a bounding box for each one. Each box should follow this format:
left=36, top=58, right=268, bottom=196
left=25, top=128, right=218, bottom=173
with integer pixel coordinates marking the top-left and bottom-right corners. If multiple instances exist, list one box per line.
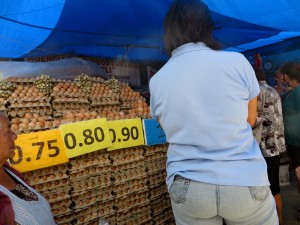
left=107, top=118, right=145, bottom=151
left=9, top=129, right=69, bottom=172
left=59, top=118, right=112, bottom=158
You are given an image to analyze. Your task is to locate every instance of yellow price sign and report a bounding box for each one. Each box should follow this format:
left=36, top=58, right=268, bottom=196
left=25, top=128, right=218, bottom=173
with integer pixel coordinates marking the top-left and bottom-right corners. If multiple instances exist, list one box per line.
left=59, top=118, right=112, bottom=158
left=107, top=118, right=145, bottom=151
left=9, top=129, right=69, bottom=172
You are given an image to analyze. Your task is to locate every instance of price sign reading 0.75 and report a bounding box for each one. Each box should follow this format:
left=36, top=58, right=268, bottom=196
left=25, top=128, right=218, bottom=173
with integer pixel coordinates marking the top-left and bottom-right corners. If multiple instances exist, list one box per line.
left=9, top=129, right=69, bottom=172
left=59, top=118, right=112, bottom=158
left=107, top=118, right=145, bottom=151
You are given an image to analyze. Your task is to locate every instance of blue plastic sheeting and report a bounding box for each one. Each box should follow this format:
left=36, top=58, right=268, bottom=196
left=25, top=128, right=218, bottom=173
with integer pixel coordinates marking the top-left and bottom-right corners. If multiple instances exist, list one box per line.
left=226, top=32, right=300, bottom=54
left=0, top=0, right=300, bottom=61
left=0, top=0, right=64, bottom=57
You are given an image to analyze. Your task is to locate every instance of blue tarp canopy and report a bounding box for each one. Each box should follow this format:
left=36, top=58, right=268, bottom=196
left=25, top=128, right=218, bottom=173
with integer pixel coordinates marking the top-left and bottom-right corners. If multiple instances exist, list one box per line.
left=1, top=0, right=300, bottom=62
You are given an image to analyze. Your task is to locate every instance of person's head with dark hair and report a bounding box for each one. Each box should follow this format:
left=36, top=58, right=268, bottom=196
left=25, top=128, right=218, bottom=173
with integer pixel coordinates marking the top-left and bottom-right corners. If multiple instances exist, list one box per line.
left=253, top=68, right=266, bottom=81
left=278, top=61, right=300, bottom=84
left=164, top=0, right=221, bottom=56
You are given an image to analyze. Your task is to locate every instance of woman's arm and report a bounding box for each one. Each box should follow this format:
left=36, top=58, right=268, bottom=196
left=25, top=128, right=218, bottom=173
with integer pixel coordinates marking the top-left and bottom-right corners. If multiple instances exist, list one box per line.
left=248, top=97, right=257, bottom=126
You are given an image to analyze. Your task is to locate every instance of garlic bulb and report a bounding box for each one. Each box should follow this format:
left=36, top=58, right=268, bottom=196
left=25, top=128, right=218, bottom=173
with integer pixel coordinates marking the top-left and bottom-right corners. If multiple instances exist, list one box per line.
left=34, top=74, right=53, bottom=96
left=74, top=74, right=92, bottom=94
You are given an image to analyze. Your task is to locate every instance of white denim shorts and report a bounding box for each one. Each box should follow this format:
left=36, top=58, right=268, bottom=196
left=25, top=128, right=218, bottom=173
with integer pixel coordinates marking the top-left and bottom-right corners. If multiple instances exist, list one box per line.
left=169, top=175, right=278, bottom=225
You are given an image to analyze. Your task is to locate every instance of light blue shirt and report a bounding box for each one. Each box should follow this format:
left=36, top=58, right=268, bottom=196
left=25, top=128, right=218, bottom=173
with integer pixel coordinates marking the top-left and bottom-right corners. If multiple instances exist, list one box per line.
left=150, top=42, right=269, bottom=189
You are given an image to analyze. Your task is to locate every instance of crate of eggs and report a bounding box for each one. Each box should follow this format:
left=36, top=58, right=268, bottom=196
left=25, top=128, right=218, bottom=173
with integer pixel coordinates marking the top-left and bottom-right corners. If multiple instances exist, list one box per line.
left=110, top=147, right=146, bottom=185
left=153, top=208, right=174, bottom=225
left=151, top=194, right=172, bottom=218
left=114, top=189, right=149, bottom=213
left=116, top=203, right=152, bottom=225
left=72, top=201, right=115, bottom=225
left=89, top=82, right=121, bottom=109
left=69, top=151, right=114, bottom=223
left=10, top=113, right=61, bottom=134
left=119, top=83, right=150, bottom=118
left=51, top=79, right=90, bottom=120
left=22, top=164, right=71, bottom=220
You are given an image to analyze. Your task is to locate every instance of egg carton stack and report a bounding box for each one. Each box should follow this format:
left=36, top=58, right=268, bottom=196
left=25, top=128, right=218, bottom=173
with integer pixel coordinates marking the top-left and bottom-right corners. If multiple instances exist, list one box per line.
left=110, top=147, right=151, bottom=225
left=6, top=78, right=56, bottom=134
left=22, top=164, right=72, bottom=225
left=144, top=145, right=175, bottom=225
left=119, top=83, right=150, bottom=119
left=51, top=79, right=90, bottom=121
left=89, top=82, right=121, bottom=118
left=69, top=151, right=115, bottom=225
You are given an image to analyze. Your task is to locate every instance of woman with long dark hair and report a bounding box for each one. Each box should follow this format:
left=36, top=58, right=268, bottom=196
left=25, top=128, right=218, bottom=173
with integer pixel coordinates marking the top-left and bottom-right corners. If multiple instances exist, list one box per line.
left=149, top=0, right=278, bottom=224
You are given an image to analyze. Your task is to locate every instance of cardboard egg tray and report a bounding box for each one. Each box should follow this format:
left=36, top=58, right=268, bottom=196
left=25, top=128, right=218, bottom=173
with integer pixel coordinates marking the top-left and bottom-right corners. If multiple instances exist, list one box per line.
left=146, top=172, right=166, bottom=189
left=111, top=158, right=144, bottom=171
left=116, top=203, right=151, bottom=222
left=73, top=201, right=115, bottom=225
left=149, top=185, right=168, bottom=201
left=110, top=147, right=144, bottom=165
left=52, top=204, right=72, bottom=217
left=72, top=174, right=111, bottom=193
left=69, top=154, right=110, bottom=170
left=33, top=177, right=70, bottom=192
left=70, top=165, right=111, bottom=181
left=8, top=107, right=52, bottom=118
left=153, top=209, right=174, bottom=225
left=111, top=154, right=144, bottom=166
left=144, top=152, right=166, bottom=162
left=150, top=195, right=172, bottom=216
left=72, top=188, right=113, bottom=209
left=26, top=171, right=68, bottom=186
left=144, top=145, right=168, bottom=156
left=112, top=165, right=146, bottom=185
left=8, top=102, right=51, bottom=108
left=90, top=105, right=120, bottom=112
left=117, top=210, right=152, bottom=225
left=24, top=164, right=68, bottom=179
left=89, top=95, right=119, bottom=101
left=50, top=197, right=73, bottom=210
left=114, top=190, right=149, bottom=213
left=44, top=188, right=71, bottom=203
left=146, top=159, right=167, bottom=175
left=54, top=212, right=74, bottom=225
left=8, top=96, right=51, bottom=104
left=104, top=214, right=117, bottom=225
left=53, top=102, right=89, bottom=110
left=51, top=92, right=87, bottom=99
left=112, top=177, right=148, bottom=198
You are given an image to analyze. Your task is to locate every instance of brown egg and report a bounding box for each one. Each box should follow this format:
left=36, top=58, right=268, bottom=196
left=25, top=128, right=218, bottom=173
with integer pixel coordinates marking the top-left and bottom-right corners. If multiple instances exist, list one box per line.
left=11, top=118, right=20, bottom=124
left=11, top=124, right=19, bottom=131
left=37, top=117, right=45, bottom=122
left=28, top=122, right=35, bottom=129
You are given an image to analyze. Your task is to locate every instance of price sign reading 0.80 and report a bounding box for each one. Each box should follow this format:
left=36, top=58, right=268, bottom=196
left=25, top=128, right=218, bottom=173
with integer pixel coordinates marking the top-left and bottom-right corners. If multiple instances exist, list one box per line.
left=107, top=118, right=145, bottom=151
left=9, top=129, right=69, bottom=172
left=59, top=118, right=112, bottom=158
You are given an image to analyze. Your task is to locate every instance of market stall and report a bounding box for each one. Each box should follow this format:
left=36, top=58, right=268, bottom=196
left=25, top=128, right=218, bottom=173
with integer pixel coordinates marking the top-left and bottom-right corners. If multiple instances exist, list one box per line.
left=0, top=72, right=172, bottom=225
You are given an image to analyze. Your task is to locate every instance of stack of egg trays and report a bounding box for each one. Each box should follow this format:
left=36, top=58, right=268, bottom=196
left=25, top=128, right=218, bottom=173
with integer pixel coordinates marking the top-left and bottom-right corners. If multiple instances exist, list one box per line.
left=110, top=147, right=151, bottom=224
left=69, top=150, right=114, bottom=225
left=7, top=81, right=52, bottom=117
left=115, top=203, right=152, bottom=225
left=51, top=80, right=89, bottom=119
left=143, top=145, right=175, bottom=223
left=23, top=164, right=72, bottom=225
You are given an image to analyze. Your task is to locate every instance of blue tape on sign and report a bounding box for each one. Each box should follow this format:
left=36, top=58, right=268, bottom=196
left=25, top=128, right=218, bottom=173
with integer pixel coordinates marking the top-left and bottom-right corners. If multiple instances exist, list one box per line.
left=143, top=118, right=167, bottom=146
